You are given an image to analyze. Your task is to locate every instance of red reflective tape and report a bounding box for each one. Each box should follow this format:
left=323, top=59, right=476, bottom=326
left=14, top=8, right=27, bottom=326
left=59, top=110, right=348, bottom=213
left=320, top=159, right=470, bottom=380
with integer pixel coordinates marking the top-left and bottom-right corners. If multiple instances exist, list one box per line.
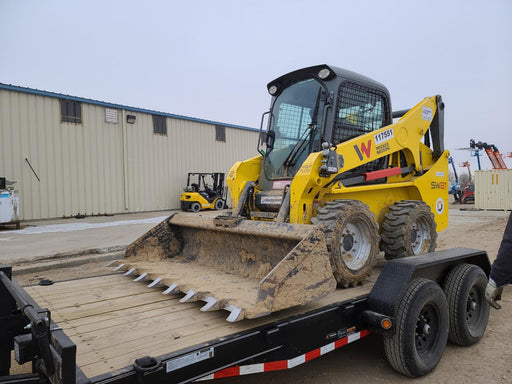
left=305, top=348, right=321, bottom=362
left=364, top=167, right=402, bottom=181
left=264, top=360, right=288, bottom=371
left=360, top=329, right=371, bottom=338
left=214, top=366, right=239, bottom=378
left=335, top=337, right=348, bottom=348
left=206, top=330, right=371, bottom=380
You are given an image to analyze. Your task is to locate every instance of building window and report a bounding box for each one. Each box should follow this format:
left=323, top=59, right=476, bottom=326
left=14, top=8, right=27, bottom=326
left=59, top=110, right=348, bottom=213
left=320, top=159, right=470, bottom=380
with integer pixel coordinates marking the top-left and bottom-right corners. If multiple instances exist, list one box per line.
left=105, top=108, right=119, bottom=123
left=60, top=99, right=82, bottom=123
left=215, top=125, right=226, bottom=142
left=153, top=115, right=167, bottom=135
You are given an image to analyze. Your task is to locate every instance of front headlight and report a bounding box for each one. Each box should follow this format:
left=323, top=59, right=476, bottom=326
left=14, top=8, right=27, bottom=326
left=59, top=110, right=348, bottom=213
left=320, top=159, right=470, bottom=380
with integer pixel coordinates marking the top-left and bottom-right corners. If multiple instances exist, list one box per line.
left=268, top=85, right=278, bottom=95
left=318, top=68, right=331, bottom=79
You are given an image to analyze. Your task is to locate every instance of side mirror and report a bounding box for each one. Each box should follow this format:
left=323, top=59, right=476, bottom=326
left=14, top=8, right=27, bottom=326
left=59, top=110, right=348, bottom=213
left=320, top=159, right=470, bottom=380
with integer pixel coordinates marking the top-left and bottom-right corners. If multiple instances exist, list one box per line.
left=265, top=130, right=275, bottom=151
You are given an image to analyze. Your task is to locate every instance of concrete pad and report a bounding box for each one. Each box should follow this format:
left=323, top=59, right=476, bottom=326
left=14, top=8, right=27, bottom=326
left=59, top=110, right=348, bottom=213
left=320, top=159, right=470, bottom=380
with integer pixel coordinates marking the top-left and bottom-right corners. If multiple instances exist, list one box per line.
left=0, top=210, right=174, bottom=265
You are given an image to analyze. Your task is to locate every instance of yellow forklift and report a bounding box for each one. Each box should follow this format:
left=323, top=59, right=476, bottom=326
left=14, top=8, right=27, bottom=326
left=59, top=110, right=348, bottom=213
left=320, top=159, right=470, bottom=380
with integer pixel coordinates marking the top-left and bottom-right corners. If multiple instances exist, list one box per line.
left=180, top=172, right=226, bottom=212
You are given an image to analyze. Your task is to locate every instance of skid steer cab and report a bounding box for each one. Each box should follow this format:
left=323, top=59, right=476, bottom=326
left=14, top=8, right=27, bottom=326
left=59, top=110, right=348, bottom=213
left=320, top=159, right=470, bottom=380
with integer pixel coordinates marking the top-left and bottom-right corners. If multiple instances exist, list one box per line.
left=180, top=172, right=226, bottom=212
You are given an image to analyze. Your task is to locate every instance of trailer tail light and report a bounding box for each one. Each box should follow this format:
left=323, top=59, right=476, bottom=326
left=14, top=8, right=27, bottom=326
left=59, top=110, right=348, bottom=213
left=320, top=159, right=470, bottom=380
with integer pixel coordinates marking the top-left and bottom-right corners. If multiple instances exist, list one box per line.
left=361, top=309, right=393, bottom=331
left=381, top=318, right=392, bottom=330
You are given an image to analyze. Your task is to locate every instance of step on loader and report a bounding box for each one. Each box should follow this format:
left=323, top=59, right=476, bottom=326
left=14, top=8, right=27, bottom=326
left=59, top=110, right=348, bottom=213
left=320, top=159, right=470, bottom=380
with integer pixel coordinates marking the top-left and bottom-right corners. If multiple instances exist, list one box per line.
left=115, top=65, right=449, bottom=321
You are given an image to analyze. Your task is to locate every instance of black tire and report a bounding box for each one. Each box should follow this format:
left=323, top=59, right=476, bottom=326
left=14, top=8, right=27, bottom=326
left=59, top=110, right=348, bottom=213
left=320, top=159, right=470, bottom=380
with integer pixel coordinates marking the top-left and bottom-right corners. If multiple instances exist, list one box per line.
left=190, top=202, right=201, bottom=213
left=383, top=278, right=449, bottom=377
left=380, top=201, right=437, bottom=260
left=214, top=199, right=225, bottom=210
left=311, top=200, right=380, bottom=287
left=443, top=263, right=489, bottom=346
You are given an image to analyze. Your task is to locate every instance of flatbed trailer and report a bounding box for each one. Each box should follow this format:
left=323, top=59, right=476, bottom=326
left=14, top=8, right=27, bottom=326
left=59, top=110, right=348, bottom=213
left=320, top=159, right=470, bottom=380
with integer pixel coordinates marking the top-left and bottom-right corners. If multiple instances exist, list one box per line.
left=1, top=248, right=491, bottom=384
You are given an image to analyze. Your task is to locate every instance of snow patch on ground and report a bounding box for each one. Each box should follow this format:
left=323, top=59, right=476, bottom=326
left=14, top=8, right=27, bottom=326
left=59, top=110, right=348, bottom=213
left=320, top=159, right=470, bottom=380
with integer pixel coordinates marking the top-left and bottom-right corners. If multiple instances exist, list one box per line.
left=1, top=217, right=167, bottom=235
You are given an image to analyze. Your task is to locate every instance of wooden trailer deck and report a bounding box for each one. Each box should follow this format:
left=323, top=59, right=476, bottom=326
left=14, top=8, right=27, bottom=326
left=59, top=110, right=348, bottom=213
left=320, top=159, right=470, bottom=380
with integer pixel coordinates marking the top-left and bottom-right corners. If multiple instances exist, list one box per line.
left=24, top=271, right=377, bottom=379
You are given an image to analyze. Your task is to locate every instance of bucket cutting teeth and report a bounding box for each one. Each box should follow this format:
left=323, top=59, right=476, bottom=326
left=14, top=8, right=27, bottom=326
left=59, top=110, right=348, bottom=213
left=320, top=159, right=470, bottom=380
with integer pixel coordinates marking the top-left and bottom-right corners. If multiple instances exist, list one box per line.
left=113, top=263, right=125, bottom=271
left=179, top=289, right=197, bottom=303
left=162, top=283, right=179, bottom=295
left=147, top=277, right=162, bottom=288
left=200, top=296, right=220, bottom=311
left=224, top=304, right=244, bottom=322
left=133, top=272, right=148, bottom=282
left=104, top=260, right=118, bottom=267
left=123, top=267, right=136, bottom=276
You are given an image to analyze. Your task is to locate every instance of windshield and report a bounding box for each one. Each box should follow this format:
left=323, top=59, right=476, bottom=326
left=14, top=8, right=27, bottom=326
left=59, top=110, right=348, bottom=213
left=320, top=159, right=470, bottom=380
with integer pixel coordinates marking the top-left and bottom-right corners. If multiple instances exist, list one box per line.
left=263, top=79, right=325, bottom=180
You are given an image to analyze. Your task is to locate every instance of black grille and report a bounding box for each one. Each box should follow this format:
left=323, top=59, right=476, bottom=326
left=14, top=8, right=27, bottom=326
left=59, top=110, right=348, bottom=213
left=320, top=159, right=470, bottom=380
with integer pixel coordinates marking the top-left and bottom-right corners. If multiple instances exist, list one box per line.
left=333, top=82, right=389, bottom=144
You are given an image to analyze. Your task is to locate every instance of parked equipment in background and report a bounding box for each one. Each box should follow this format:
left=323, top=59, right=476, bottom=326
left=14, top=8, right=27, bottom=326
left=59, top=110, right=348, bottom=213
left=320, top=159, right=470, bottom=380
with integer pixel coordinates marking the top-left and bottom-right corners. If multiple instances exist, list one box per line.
left=460, top=183, right=475, bottom=204
left=469, top=139, right=508, bottom=170
left=448, top=156, right=461, bottom=202
left=459, top=161, right=474, bottom=204
left=180, top=172, right=226, bottom=212
left=119, top=64, right=450, bottom=323
left=0, top=178, right=20, bottom=229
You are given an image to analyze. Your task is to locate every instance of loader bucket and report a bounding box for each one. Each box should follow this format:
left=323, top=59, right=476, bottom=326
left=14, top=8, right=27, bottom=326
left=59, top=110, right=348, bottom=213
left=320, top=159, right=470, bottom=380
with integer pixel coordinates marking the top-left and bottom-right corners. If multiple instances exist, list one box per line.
left=115, top=213, right=337, bottom=321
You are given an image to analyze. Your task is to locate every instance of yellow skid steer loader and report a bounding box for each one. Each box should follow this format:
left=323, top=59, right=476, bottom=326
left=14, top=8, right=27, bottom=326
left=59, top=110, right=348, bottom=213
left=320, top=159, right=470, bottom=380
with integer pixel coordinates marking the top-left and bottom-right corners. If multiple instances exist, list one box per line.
left=116, top=65, right=449, bottom=321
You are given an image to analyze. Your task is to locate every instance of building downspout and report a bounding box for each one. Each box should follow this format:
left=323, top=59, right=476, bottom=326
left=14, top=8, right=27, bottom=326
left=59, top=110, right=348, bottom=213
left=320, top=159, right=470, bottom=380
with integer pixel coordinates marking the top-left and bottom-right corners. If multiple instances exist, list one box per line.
left=121, top=109, right=129, bottom=211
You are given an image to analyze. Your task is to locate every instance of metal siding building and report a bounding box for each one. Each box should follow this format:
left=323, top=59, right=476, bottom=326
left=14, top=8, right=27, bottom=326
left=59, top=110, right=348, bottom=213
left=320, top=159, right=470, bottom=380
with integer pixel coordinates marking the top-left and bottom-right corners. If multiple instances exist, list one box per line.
left=0, top=84, right=259, bottom=220
left=475, top=170, right=512, bottom=210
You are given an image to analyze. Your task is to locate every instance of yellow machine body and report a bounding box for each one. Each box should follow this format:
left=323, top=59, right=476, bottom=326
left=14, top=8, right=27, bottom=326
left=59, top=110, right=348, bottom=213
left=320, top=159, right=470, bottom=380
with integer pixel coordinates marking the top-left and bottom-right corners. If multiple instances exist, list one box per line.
left=119, top=66, right=448, bottom=322
left=227, top=96, right=449, bottom=231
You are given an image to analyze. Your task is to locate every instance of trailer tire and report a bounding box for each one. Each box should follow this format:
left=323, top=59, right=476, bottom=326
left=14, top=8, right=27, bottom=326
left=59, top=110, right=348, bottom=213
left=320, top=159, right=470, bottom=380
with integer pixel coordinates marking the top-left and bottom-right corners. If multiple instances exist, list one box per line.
left=443, top=263, right=489, bottom=346
left=380, top=201, right=437, bottom=260
left=312, top=200, right=379, bottom=287
left=190, top=202, right=201, bottom=212
left=383, top=278, right=448, bottom=377
left=214, top=199, right=225, bottom=210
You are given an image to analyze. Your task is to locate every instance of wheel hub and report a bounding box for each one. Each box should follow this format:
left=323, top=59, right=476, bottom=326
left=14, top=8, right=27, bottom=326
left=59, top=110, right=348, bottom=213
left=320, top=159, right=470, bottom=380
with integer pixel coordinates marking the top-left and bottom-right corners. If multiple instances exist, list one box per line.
left=342, top=234, right=354, bottom=251
left=466, top=287, right=480, bottom=325
left=410, top=218, right=430, bottom=254
left=340, top=222, right=372, bottom=271
left=415, top=305, right=437, bottom=352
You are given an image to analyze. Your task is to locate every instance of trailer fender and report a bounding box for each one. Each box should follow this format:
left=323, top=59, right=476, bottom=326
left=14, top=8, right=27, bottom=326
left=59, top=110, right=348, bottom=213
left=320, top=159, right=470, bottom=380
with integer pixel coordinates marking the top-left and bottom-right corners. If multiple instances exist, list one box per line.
left=365, top=247, right=490, bottom=329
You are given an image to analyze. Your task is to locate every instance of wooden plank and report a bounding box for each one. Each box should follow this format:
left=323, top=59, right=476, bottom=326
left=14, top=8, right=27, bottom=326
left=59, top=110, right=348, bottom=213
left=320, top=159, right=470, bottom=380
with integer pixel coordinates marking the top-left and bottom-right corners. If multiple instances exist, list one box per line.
left=26, top=281, right=163, bottom=310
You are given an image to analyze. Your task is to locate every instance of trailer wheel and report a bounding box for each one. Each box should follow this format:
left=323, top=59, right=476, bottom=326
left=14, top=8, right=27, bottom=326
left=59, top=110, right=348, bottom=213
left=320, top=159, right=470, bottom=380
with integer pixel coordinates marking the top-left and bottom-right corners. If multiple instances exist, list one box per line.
left=383, top=278, right=449, bottom=377
left=311, top=200, right=379, bottom=287
left=380, top=201, right=437, bottom=260
left=443, top=263, right=489, bottom=346
left=190, top=202, right=201, bottom=212
left=214, top=199, right=225, bottom=210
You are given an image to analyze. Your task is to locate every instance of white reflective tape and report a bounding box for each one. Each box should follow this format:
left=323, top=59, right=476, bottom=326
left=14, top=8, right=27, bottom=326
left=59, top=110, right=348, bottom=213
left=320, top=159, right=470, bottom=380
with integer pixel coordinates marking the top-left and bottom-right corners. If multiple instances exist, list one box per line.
left=320, top=342, right=335, bottom=355
left=347, top=332, right=360, bottom=343
left=287, top=355, right=305, bottom=368
left=240, top=363, right=264, bottom=375
left=195, top=373, right=214, bottom=381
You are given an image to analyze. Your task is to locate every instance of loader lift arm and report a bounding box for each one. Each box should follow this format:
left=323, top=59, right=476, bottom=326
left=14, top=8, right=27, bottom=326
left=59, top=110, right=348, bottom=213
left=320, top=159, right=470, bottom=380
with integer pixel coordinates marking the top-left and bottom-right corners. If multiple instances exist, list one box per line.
left=288, top=95, right=447, bottom=225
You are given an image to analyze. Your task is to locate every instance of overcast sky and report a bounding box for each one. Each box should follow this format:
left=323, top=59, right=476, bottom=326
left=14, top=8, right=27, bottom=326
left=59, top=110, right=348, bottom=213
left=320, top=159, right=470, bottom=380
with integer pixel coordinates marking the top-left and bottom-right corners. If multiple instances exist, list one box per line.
left=1, top=0, right=511, bottom=173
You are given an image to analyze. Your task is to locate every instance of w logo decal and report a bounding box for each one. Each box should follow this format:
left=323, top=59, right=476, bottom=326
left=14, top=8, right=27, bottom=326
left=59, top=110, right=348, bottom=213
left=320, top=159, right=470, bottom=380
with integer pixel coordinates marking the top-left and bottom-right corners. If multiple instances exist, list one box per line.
left=354, top=140, right=372, bottom=161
